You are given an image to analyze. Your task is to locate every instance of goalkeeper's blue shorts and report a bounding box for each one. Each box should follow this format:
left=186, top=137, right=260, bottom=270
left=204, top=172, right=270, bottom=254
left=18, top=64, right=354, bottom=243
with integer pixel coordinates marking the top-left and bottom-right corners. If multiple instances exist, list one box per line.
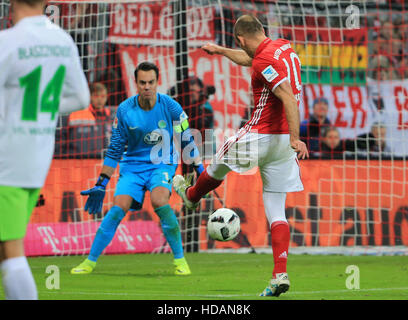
left=114, top=164, right=176, bottom=210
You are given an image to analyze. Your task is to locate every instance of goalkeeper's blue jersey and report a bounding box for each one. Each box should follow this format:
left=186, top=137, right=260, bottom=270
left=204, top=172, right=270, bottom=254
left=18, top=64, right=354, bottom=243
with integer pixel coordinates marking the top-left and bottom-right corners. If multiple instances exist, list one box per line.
left=103, top=93, right=188, bottom=172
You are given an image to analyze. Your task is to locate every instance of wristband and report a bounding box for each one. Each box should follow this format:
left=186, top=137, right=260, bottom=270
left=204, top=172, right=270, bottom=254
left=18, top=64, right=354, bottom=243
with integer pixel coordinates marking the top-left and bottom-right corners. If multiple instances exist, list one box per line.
left=96, top=174, right=110, bottom=188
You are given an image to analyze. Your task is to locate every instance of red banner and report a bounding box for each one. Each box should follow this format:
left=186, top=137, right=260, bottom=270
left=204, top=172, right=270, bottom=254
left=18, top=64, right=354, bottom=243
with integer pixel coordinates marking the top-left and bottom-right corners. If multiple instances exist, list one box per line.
left=108, top=2, right=215, bottom=46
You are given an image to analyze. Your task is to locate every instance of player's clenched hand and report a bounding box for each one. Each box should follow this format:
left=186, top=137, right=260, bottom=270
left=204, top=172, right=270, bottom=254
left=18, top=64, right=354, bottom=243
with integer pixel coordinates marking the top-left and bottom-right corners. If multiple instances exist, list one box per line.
left=290, top=139, right=309, bottom=160
left=80, top=186, right=106, bottom=214
left=202, top=42, right=223, bottom=55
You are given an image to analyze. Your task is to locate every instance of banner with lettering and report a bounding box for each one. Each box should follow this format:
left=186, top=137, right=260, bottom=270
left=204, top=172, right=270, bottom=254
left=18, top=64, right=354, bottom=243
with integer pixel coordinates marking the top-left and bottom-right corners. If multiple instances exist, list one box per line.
left=108, top=2, right=215, bottom=46
left=300, top=80, right=408, bottom=156
left=25, top=220, right=166, bottom=256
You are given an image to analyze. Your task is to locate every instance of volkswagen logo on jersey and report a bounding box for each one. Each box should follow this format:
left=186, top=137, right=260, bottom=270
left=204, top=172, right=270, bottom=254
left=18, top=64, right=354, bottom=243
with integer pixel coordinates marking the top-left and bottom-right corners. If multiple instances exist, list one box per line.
left=143, top=131, right=163, bottom=145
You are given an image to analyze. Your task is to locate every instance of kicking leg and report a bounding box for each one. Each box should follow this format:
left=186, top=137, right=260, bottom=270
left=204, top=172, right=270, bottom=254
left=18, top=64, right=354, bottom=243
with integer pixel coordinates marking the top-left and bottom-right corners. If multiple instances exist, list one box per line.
left=173, top=163, right=230, bottom=209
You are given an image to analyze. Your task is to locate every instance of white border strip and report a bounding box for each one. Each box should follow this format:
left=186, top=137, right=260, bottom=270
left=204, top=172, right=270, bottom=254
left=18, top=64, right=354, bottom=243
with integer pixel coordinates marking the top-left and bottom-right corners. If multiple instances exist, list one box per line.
left=39, top=286, right=408, bottom=298
left=205, top=246, right=408, bottom=256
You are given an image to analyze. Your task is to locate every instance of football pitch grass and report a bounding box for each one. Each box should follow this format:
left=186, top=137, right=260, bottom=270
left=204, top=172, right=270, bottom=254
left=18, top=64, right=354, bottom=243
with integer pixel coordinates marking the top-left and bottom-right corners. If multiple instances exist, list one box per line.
left=2, top=253, right=408, bottom=300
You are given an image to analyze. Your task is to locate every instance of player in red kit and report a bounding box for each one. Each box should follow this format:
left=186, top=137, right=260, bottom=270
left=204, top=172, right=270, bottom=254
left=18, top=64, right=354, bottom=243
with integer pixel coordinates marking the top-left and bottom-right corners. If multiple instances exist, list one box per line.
left=173, top=14, right=309, bottom=297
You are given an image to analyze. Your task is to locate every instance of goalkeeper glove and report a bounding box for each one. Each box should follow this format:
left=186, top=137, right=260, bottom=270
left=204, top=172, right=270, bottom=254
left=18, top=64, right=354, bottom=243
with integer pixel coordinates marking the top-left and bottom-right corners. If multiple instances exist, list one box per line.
left=80, top=174, right=110, bottom=214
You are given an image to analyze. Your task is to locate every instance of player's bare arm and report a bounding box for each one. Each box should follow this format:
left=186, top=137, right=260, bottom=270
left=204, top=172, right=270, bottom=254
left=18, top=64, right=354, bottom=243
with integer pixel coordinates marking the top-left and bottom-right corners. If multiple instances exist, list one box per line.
left=202, top=42, right=252, bottom=67
left=273, top=80, right=309, bottom=159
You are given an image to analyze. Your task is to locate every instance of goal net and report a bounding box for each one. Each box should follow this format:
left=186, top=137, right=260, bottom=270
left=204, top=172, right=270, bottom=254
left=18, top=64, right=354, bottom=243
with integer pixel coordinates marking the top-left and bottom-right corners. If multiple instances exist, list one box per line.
left=2, top=0, right=407, bottom=256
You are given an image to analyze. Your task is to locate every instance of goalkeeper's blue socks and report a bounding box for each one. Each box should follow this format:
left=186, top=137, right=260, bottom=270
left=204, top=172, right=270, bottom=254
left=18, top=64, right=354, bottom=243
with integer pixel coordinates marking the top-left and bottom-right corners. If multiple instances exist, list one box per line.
left=87, top=204, right=183, bottom=262
left=88, top=205, right=126, bottom=262
left=155, top=204, right=184, bottom=259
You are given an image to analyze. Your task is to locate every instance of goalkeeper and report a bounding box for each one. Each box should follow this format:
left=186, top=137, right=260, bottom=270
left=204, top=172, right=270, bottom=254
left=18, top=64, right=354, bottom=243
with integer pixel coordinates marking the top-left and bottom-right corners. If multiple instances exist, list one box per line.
left=71, top=62, right=204, bottom=276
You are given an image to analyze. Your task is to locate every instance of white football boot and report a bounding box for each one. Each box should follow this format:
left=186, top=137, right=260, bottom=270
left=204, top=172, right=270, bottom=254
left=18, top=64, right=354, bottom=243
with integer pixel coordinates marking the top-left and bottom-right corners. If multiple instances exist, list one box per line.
left=260, top=273, right=290, bottom=297
left=172, top=175, right=199, bottom=210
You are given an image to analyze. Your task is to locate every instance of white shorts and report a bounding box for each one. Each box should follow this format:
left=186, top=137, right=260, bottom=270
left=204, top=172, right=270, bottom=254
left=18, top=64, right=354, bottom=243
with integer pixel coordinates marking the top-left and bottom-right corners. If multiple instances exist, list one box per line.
left=211, top=130, right=304, bottom=193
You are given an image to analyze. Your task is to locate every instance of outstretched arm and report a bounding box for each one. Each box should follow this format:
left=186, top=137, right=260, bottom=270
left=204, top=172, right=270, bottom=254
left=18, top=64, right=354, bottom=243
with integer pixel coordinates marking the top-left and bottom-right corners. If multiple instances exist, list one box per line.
left=202, top=42, right=252, bottom=67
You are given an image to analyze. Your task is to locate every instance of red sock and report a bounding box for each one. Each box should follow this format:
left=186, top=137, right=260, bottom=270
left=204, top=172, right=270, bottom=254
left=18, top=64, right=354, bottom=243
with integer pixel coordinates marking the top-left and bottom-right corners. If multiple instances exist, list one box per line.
left=270, top=221, right=290, bottom=277
left=186, top=170, right=223, bottom=203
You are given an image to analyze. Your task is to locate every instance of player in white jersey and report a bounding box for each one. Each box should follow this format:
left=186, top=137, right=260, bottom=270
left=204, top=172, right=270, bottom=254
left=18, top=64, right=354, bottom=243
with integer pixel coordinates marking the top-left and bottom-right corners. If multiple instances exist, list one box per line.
left=0, top=0, right=90, bottom=300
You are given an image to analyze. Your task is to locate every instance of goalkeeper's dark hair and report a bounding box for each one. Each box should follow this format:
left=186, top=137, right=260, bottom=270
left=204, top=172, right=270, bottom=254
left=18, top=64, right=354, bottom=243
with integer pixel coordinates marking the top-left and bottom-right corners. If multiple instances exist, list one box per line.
left=134, top=62, right=159, bottom=81
left=233, top=14, right=264, bottom=38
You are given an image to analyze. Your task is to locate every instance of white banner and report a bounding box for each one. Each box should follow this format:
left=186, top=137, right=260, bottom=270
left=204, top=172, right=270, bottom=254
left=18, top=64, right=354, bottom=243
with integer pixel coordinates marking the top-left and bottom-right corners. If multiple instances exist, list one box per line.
left=300, top=80, right=408, bottom=156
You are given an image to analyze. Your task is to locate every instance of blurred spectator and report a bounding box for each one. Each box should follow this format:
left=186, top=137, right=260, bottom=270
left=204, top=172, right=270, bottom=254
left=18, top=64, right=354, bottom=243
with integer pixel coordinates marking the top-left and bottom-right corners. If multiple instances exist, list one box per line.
left=356, top=122, right=390, bottom=153
left=398, top=55, right=408, bottom=79
left=187, top=77, right=216, bottom=157
left=96, top=43, right=128, bottom=106
left=379, top=21, right=394, bottom=41
left=300, top=97, right=331, bottom=152
left=168, top=76, right=215, bottom=138
left=345, top=122, right=392, bottom=158
left=67, top=82, right=112, bottom=158
left=187, top=76, right=215, bottom=132
left=168, top=76, right=216, bottom=164
left=317, top=126, right=347, bottom=160
left=371, top=13, right=405, bottom=80
left=368, top=55, right=399, bottom=80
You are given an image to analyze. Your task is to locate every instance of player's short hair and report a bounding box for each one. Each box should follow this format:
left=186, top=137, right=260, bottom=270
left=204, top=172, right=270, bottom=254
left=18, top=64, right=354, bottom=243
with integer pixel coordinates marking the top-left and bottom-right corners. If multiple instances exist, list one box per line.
left=233, top=14, right=264, bottom=38
left=13, top=0, right=46, bottom=7
left=134, top=62, right=159, bottom=81
left=89, top=82, right=108, bottom=94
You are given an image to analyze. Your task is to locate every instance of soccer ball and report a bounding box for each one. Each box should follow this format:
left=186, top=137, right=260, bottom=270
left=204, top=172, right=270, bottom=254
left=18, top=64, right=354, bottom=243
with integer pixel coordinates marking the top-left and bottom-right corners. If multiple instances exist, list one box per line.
left=207, top=208, right=240, bottom=241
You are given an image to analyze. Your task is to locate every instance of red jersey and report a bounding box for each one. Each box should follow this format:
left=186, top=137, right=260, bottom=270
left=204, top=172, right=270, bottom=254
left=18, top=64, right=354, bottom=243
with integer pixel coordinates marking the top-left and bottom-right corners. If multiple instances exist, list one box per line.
left=243, top=38, right=302, bottom=134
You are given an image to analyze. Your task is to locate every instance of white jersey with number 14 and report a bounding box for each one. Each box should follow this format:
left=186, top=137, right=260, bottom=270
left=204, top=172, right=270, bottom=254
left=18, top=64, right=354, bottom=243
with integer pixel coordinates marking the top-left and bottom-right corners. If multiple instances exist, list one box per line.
left=0, top=15, right=90, bottom=188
